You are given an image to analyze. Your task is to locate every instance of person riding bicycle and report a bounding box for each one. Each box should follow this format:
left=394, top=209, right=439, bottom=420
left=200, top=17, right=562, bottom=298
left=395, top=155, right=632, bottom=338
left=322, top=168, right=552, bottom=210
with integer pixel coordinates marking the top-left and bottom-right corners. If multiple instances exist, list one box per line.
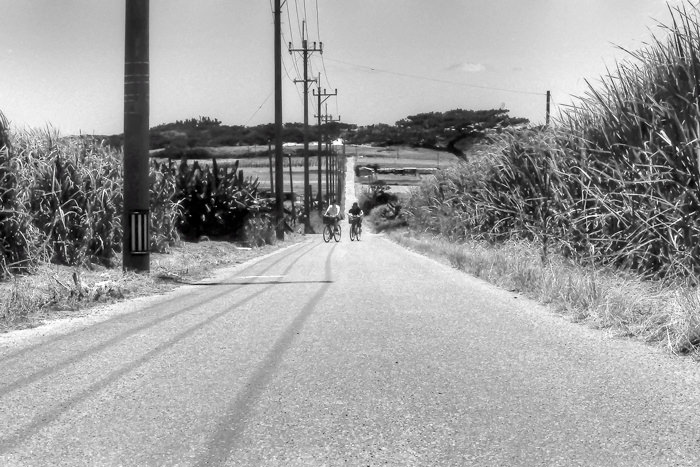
left=324, top=199, right=341, bottom=226
left=348, top=202, right=363, bottom=227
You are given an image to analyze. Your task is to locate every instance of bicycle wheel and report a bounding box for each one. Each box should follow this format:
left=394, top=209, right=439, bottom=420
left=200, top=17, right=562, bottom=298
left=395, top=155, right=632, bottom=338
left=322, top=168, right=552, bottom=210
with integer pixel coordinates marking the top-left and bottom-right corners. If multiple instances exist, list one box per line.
left=323, top=224, right=332, bottom=243
left=333, top=224, right=341, bottom=242
left=355, top=224, right=362, bottom=241
left=350, top=223, right=356, bottom=241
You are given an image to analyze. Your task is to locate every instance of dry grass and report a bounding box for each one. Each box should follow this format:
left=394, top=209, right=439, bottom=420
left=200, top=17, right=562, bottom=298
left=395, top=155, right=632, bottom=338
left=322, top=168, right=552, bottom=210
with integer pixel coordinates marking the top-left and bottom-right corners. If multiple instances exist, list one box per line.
left=0, top=236, right=304, bottom=333
left=389, top=230, right=700, bottom=357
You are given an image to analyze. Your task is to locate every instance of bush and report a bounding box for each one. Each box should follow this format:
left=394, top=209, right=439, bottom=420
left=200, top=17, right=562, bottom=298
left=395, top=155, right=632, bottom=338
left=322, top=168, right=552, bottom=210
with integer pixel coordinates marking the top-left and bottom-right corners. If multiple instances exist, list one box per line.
left=357, top=181, right=398, bottom=214
left=172, top=158, right=273, bottom=241
left=366, top=203, right=407, bottom=233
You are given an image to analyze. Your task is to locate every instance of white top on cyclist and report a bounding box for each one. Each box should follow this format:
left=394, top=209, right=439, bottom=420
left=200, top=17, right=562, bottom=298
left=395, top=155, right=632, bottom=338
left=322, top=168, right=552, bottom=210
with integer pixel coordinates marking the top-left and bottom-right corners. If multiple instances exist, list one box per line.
left=324, top=204, right=340, bottom=217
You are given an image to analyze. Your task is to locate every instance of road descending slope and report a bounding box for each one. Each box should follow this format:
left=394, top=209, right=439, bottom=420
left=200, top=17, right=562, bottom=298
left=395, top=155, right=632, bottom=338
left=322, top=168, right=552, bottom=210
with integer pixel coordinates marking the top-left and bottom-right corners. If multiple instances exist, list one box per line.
left=2, top=160, right=700, bottom=465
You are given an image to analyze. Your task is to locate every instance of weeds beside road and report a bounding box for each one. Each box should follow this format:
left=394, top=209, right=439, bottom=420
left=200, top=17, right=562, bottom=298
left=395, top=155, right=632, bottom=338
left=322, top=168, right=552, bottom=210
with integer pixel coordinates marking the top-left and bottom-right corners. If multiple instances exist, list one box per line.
left=0, top=236, right=304, bottom=333
left=388, top=230, right=700, bottom=359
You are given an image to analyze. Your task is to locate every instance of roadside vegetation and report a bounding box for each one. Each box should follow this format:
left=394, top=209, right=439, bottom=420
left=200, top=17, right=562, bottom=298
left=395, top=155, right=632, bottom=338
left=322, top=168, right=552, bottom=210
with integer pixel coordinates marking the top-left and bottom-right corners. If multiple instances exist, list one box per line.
left=0, top=239, right=299, bottom=332
left=357, top=182, right=408, bottom=233
left=0, top=114, right=280, bottom=330
left=396, top=2, right=700, bottom=357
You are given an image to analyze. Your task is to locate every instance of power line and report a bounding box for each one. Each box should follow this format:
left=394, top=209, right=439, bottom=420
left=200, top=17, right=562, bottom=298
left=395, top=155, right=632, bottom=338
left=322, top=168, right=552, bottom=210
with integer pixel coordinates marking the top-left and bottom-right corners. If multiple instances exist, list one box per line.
left=285, top=4, right=295, bottom=43
left=324, top=57, right=545, bottom=96
left=280, top=31, right=304, bottom=104
left=283, top=31, right=303, bottom=79
left=284, top=7, right=303, bottom=79
left=314, top=0, right=320, bottom=42
left=293, top=0, right=303, bottom=39
left=311, top=0, right=333, bottom=90
left=320, top=55, right=333, bottom=89
left=274, top=3, right=304, bottom=104
left=303, top=0, right=308, bottom=28
left=245, top=91, right=274, bottom=126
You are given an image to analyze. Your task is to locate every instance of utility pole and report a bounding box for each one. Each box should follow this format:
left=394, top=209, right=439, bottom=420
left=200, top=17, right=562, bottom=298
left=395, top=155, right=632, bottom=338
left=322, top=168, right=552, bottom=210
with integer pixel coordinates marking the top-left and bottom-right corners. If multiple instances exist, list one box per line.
left=313, top=77, right=337, bottom=209
left=267, top=139, right=273, bottom=194
left=286, top=154, right=295, bottom=223
left=273, top=0, right=284, bottom=240
left=546, top=90, right=551, bottom=126
left=321, top=108, right=341, bottom=204
left=289, top=21, right=321, bottom=232
left=123, top=0, right=149, bottom=272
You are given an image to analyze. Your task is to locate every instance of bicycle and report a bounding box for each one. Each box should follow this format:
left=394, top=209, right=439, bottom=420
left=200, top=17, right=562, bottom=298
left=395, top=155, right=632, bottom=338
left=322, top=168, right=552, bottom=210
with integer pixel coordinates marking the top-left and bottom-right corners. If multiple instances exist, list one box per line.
left=348, top=214, right=362, bottom=241
left=322, top=215, right=341, bottom=243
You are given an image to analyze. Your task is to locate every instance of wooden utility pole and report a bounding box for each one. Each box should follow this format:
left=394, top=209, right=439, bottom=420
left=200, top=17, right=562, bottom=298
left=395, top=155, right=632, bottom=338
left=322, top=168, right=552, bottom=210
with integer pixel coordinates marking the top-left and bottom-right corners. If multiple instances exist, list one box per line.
left=123, top=0, right=150, bottom=272
left=289, top=21, right=321, bottom=232
left=546, top=90, right=551, bottom=126
left=313, top=77, right=337, bottom=208
left=274, top=0, right=284, bottom=240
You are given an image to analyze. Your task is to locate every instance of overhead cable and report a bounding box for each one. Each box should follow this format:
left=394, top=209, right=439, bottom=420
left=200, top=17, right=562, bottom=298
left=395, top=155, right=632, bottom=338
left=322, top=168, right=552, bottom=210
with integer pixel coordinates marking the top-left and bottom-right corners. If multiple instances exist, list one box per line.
left=324, top=57, right=545, bottom=96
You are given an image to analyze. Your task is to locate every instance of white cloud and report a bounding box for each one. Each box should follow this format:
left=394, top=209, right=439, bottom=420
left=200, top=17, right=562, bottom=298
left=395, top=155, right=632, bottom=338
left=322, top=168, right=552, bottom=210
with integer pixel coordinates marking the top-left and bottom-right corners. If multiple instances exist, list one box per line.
left=448, top=62, right=486, bottom=73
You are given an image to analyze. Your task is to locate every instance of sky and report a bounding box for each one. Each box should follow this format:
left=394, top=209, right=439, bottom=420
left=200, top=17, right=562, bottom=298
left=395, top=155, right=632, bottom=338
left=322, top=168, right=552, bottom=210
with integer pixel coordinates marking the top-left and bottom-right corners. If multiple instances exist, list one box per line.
left=0, top=0, right=690, bottom=135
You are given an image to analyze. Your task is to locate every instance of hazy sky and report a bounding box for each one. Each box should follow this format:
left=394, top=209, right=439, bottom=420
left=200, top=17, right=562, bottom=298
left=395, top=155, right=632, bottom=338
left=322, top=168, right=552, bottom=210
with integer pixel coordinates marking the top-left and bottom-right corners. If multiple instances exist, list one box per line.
left=0, top=0, right=688, bottom=135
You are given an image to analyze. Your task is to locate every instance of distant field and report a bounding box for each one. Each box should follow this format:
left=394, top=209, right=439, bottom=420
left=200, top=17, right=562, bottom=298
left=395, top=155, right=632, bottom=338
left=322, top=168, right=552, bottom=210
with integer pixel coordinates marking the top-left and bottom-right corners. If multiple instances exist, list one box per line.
left=153, top=144, right=461, bottom=194
left=350, top=144, right=460, bottom=170
left=349, top=145, right=460, bottom=189
left=154, top=154, right=331, bottom=195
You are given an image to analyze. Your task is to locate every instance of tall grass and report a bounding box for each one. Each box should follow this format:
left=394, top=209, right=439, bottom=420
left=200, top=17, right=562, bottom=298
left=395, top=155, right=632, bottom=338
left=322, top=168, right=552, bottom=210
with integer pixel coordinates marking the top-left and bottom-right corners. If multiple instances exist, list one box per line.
left=555, top=1, right=700, bottom=278
left=0, top=111, right=40, bottom=277
left=13, top=129, right=126, bottom=266
left=408, top=2, right=700, bottom=282
left=0, top=126, right=183, bottom=276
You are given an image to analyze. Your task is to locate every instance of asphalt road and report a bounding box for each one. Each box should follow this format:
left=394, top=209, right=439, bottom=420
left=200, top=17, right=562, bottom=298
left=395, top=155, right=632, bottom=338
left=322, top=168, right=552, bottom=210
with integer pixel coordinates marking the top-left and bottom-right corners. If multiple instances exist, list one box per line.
left=3, top=158, right=700, bottom=466
left=2, top=229, right=700, bottom=466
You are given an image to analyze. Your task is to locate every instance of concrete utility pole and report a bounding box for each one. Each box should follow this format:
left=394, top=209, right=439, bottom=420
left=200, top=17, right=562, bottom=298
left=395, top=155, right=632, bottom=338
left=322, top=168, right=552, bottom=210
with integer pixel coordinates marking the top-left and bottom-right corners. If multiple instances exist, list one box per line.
left=546, top=90, right=551, bottom=126
left=267, top=139, right=273, bottom=193
left=313, top=77, right=337, bottom=208
left=289, top=21, right=321, bottom=232
left=285, top=154, right=296, bottom=223
left=321, top=107, right=341, bottom=203
left=274, top=0, right=284, bottom=240
left=123, top=0, right=150, bottom=272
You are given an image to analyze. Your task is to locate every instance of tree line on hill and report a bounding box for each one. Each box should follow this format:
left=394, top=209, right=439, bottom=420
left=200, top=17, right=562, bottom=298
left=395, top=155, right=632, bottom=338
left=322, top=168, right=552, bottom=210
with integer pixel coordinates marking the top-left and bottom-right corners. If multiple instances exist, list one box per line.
left=104, top=108, right=528, bottom=160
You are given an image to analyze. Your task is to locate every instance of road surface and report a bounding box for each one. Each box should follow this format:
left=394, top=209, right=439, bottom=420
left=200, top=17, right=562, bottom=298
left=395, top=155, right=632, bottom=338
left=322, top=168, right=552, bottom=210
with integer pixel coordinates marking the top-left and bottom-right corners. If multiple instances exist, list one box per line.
left=2, top=160, right=700, bottom=465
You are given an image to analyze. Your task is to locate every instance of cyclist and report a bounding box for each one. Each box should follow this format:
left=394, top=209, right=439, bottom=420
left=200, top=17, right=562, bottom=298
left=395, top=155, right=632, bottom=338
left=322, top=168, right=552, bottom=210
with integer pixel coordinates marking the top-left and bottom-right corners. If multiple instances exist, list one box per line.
left=324, top=198, right=341, bottom=226
left=348, top=202, right=363, bottom=227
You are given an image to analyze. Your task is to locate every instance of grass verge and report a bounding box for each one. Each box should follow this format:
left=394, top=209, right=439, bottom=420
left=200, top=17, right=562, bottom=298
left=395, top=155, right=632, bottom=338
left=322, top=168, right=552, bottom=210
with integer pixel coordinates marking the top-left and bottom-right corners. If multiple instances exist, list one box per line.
left=0, top=235, right=305, bottom=333
left=388, top=229, right=700, bottom=358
